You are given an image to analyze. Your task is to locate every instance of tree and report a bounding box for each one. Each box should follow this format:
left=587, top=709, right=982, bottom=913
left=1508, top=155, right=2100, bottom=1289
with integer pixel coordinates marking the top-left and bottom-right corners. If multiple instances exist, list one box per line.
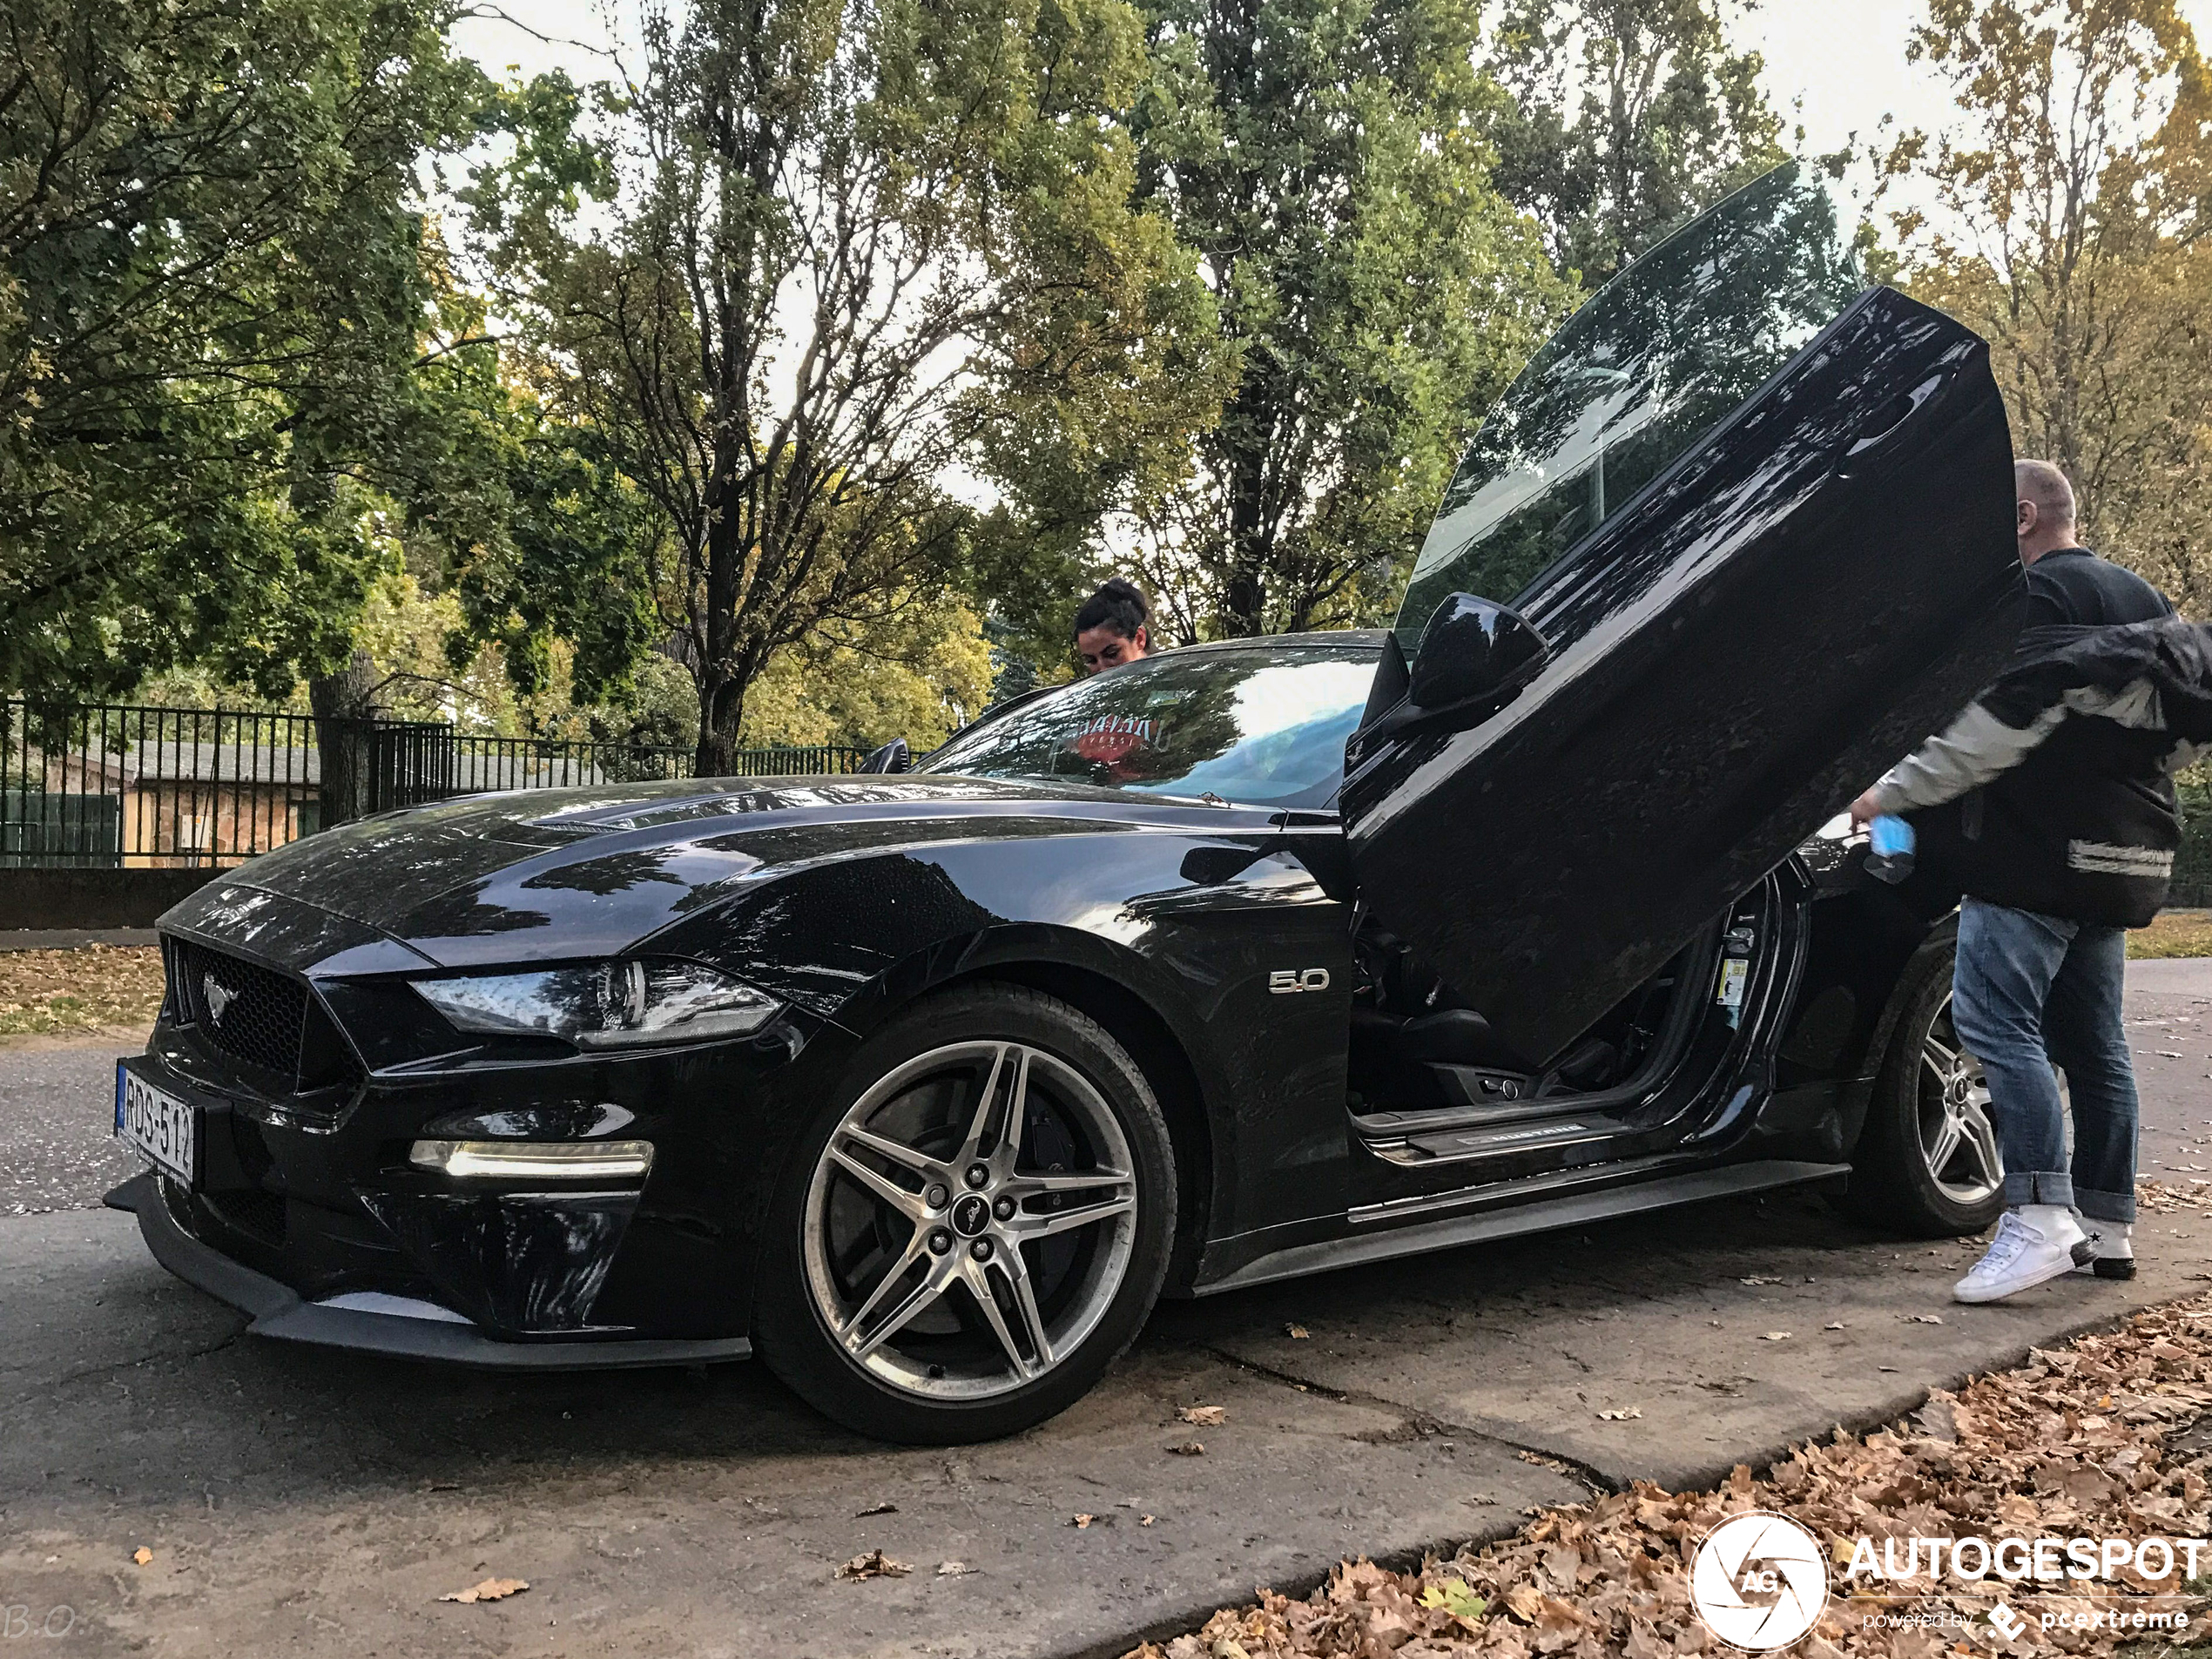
left=1122, top=0, right=1573, bottom=640
left=0, top=0, right=495, bottom=705
left=1484, top=0, right=1788, bottom=286
left=737, top=590, right=995, bottom=752
left=469, top=0, right=1227, bottom=774
left=1881, top=0, right=2212, bottom=612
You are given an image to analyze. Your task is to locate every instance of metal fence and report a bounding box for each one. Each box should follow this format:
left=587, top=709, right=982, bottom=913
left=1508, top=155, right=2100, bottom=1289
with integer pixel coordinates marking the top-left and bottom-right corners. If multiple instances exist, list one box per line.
left=0, top=701, right=864, bottom=868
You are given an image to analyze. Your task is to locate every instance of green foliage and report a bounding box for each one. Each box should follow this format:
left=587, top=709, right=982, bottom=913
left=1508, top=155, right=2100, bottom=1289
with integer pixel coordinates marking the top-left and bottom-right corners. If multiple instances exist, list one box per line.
left=738, top=590, right=995, bottom=752
left=1484, top=0, right=1789, bottom=287
left=0, top=0, right=496, bottom=700
left=466, top=0, right=1228, bottom=772
left=1116, top=0, right=1575, bottom=639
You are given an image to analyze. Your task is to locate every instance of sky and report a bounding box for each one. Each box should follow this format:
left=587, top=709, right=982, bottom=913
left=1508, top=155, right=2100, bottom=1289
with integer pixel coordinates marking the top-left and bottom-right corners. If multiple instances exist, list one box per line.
left=454, top=0, right=2212, bottom=170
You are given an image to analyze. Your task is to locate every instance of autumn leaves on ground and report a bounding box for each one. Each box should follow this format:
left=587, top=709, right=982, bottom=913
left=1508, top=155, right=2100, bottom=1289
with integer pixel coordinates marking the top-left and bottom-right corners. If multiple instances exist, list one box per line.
left=1129, top=1249, right=2212, bottom=1659
left=0, top=945, right=163, bottom=1040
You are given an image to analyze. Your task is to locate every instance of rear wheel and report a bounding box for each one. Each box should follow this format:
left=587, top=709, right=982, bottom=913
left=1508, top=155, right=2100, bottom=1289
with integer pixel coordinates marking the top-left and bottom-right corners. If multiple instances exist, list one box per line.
left=1838, top=937, right=2006, bottom=1238
left=754, top=983, right=1176, bottom=1443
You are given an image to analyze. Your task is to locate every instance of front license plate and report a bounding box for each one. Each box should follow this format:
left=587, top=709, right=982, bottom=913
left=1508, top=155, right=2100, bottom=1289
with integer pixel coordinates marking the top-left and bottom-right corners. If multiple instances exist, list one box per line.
left=116, top=1067, right=198, bottom=1185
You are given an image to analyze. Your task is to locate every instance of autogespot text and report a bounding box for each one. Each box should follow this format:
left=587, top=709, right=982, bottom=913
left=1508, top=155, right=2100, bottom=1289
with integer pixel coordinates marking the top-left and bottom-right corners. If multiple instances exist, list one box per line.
left=1844, top=1534, right=2207, bottom=1586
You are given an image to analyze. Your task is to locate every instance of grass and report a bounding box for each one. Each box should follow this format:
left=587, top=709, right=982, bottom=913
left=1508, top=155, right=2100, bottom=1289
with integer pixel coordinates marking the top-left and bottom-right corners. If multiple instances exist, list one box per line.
left=2131, top=909, right=2212, bottom=959
left=0, top=944, right=164, bottom=1040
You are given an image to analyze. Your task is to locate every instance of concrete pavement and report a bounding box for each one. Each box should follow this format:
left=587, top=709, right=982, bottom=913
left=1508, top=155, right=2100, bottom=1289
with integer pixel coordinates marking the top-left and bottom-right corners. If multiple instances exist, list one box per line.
left=1, top=962, right=2207, bottom=1658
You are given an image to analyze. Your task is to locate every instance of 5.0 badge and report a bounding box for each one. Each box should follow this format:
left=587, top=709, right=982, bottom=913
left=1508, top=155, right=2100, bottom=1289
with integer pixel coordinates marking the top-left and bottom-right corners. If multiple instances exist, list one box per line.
left=1268, top=968, right=1332, bottom=994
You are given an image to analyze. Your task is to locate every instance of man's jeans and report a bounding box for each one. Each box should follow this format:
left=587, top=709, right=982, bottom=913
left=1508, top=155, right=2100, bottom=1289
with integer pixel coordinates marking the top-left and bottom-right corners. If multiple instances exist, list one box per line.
left=1950, top=897, right=2138, bottom=1224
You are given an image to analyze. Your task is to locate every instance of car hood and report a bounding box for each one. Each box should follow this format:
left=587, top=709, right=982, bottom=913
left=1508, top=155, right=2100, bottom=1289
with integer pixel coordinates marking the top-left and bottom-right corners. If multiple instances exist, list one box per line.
left=162, top=774, right=1281, bottom=973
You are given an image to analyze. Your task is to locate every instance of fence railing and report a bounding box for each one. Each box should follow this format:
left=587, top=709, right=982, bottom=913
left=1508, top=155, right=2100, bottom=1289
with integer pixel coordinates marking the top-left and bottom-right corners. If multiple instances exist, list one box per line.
left=0, top=701, right=865, bottom=869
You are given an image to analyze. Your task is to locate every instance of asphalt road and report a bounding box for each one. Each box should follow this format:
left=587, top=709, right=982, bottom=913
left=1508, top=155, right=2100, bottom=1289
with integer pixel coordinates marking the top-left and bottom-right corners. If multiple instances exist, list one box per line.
left=1, top=963, right=2208, bottom=1658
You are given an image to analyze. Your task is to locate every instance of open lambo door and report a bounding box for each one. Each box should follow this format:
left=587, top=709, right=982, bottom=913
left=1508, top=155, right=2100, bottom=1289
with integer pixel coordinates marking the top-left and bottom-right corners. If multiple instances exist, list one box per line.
left=1342, top=162, right=2020, bottom=1068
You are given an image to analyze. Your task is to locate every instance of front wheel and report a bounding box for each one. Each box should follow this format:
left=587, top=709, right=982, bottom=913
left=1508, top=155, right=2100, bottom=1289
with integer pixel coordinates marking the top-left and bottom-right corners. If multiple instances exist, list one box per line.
left=1838, top=936, right=2006, bottom=1238
left=753, top=983, right=1177, bottom=1443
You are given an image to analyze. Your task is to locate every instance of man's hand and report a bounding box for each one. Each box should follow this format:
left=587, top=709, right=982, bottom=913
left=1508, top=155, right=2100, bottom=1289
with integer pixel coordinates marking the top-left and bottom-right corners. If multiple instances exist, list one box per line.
left=1847, top=786, right=1886, bottom=829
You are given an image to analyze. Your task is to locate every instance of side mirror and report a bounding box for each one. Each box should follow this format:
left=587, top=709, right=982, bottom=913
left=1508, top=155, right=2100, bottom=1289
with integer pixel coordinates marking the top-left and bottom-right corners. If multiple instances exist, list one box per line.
left=859, top=738, right=910, bottom=774
left=1407, top=593, right=1548, bottom=711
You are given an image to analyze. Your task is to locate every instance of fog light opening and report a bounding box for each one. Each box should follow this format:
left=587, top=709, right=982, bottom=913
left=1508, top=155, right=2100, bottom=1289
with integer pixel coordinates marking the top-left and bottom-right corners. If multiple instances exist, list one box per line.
left=408, top=1138, right=655, bottom=1181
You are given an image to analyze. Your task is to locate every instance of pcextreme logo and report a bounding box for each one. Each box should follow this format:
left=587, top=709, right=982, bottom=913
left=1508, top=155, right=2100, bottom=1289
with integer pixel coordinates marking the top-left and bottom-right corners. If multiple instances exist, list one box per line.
left=1689, top=1512, right=1830, bottom=1650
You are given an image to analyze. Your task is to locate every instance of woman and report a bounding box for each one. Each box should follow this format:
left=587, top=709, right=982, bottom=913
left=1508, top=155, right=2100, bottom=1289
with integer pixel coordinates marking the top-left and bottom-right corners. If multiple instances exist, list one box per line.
left=1072, top=578, right=1151, bottom=675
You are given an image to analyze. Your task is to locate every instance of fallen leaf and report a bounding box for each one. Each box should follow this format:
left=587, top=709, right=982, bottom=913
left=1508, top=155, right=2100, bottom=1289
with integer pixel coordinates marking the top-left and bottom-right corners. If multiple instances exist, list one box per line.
left=1285, top=1323, right=1310, bottom=1339
left=1140, top=1514, right=1156, bottom=1527
left=853, top=1501, right=897, bottom=1517
left=1419, top=1575, right=1488, bottom=1630
left=1761, top=1331, right=1792, bottom=1341
left=1905, top=1313, right=1946, bottom=1325
left=131, top=1548, right=152, bottom=1566
left=1595, top=1406, right=1642, bottom=1420
left=1501, top=1582, right=1545, bottom=1622
left=1170, top=1440, right=1205, bottom=1456
left=1073, top=1514, right=1096, bottom=1528
left=1824, top=1321, right=1847, bottom=1331
left=835, top=1550, right=910, bottom=1581
left=438, top=1577, right=528, bottom=1604
left=935, top=1561, right=973, bottom=1577
left=1177, top=1404, right=1226, bottom=1426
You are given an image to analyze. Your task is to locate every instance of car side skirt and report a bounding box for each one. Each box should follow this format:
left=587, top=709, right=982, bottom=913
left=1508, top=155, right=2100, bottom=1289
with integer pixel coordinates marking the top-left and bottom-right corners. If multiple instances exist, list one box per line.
left=1190, top=1158, right=1848, bottom=1296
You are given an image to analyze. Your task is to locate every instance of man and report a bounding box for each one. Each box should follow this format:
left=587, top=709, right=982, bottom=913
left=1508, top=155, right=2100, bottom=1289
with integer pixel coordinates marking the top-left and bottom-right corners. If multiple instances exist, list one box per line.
left=1073, top=578, right=1152, bottom=674
left=1851, top=460, right=2181, bottom=1304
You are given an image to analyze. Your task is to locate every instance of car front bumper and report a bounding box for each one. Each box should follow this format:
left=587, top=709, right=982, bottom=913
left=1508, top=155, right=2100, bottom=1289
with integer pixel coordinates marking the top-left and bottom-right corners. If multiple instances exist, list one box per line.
left=109, top=1171, right=752, bottom=1370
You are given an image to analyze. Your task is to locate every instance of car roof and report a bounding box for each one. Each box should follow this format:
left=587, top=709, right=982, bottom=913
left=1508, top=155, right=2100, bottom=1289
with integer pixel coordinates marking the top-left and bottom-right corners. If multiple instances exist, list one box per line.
left=1158, top=629, right=1385, bottom=656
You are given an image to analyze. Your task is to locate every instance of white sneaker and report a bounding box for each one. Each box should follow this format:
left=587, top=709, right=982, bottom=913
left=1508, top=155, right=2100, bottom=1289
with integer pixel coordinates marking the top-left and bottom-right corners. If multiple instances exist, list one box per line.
left=2070, top=1220, right=2135, bottom=1280
left=1954, top=1205, right=2087, bottom=1304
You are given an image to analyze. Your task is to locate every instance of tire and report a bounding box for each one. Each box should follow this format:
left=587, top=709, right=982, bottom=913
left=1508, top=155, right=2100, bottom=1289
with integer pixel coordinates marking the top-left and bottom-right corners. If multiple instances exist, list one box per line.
left=753, top=982, right=1177, bottom=1443
left=1837, top=935, right=2006, bottom=1238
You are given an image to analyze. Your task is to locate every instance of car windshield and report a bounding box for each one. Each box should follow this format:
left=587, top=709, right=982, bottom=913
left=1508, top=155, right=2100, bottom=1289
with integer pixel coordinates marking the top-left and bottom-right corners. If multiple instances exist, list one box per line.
left=921, top=643, right=1379, bottom=808
left=1394, top=162, right=1863, bottom=651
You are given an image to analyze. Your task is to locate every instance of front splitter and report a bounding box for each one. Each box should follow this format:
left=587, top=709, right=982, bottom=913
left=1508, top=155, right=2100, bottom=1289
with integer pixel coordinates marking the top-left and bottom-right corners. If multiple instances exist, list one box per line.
left=107, top=1172, right=752, bottom=1371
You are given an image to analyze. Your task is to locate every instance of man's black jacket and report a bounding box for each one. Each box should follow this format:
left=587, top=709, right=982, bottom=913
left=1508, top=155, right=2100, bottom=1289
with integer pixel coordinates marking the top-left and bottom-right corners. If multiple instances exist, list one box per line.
left=1869, top=617, right=2212, bottom=927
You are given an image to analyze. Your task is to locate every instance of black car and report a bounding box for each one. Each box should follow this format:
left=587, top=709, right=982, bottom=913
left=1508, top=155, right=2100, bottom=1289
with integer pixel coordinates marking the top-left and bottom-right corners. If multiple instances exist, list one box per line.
left=113, top=163, right=2024, bottom=1442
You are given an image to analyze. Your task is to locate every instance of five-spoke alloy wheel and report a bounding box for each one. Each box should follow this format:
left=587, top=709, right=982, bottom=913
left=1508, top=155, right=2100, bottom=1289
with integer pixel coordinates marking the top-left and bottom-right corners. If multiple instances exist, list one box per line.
left=757, top=985, right=1176, bottom=1442
left=1838, top=932, right=2006, bottom=1238
left=1915, top=990, right=2004, bottom=1208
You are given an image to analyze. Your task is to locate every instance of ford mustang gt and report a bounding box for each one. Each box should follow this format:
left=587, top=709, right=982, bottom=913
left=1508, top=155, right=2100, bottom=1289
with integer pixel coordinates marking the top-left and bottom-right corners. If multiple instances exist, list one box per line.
left=111, top=163, right=2024, bottom=1442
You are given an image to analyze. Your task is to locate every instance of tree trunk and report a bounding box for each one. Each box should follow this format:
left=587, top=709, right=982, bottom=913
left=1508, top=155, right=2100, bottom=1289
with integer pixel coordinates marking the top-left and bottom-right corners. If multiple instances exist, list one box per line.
left=1220, top=394, right=1274, bottom=637
left=696, top=665, right=750, bottom=778
left=309, top=649, right=378, bottom=828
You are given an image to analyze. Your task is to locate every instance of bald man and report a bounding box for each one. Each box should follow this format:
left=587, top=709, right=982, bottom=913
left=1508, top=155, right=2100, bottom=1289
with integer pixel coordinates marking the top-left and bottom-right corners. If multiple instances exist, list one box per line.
left=2009, top=460, right=2170, bottom=624
left=1851, top=460, right=2174, bottom=1304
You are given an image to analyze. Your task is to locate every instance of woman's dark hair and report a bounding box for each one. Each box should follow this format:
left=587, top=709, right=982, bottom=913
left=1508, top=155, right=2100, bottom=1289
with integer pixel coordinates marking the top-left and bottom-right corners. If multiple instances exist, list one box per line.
left=1072, top=577, right=1150, bottom=641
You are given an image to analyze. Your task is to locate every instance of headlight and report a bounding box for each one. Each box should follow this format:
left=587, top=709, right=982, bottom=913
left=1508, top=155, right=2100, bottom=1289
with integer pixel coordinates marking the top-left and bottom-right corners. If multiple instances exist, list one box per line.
left=410, top=960, right=779, bottom=1049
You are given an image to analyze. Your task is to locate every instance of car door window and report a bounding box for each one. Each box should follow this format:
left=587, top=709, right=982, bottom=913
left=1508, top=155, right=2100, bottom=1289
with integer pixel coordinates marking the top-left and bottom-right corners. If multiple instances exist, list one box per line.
left=1396, top=163, right=1862, bottom=651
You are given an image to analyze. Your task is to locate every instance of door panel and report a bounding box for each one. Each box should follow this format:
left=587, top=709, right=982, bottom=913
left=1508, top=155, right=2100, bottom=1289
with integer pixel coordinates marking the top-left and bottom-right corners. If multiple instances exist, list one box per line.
left=1345, top=266, right=2018, bottom=1066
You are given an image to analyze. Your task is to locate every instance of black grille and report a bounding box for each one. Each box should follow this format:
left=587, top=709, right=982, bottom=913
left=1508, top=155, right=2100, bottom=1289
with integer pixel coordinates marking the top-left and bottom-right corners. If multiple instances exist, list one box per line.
left=202, top=1189, right=287, bottom=1248
left=174, top=941, right=307, bottom=1076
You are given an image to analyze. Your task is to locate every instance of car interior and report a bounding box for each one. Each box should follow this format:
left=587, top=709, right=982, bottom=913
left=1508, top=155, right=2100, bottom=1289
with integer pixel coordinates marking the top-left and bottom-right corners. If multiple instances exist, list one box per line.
left=1340, top=874, right=1773, bottom=1170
